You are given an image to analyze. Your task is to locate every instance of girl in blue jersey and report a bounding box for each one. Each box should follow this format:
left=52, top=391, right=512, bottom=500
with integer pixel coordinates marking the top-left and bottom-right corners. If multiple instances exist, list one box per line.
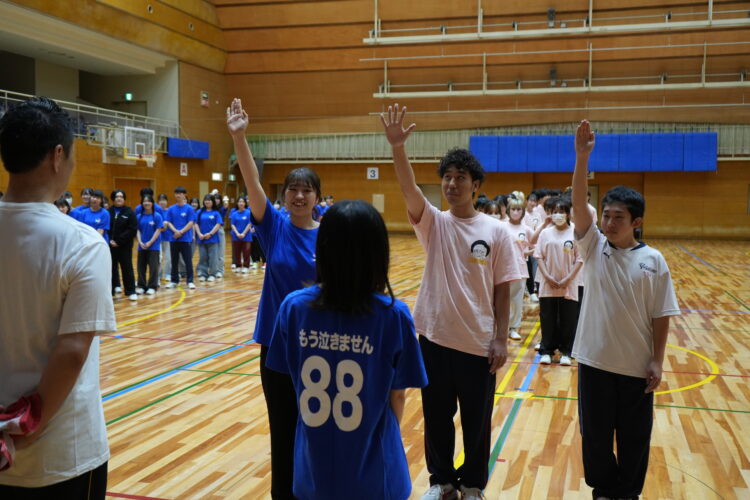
left=266, top=200, right=428, bottom=500
left=195, top=194, right=222, bottom=282
left=136, top=194, right=163, bottom=295
left=228, top=97, right=321, bottom=500
left=157, top=194, right=172, bottom=282
left=230, top=196, right=254, bottom=273
left=79, top=189, right=110, bottom=242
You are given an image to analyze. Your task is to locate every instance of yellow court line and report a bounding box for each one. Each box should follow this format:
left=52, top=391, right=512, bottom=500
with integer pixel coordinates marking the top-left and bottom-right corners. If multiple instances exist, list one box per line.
left=655, top=343, right=720, bottom=395
left=116, top=286, right=187, bottom=328
left=454, top=322, right=541, bottom=469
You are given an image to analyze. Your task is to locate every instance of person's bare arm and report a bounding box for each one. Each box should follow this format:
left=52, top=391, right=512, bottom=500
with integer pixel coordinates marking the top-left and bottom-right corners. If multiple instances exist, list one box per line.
left=646, top=316, right=670, bottom=393
left=572, top=120, right=595, bottom=238
left=488, top=281, right=510, bottom=373
left=380, top=104, right=426, bottom=223
left=530, top=217, right=551, bottom=245
left=537, top=257, right=559, bottom=289
left=227, top=98, right=267, bottom=223
left=559, top=260, right=584, bottom=288
left=14, top=332, right=95, bottom=448
left=390, top=389, right=406, bottom=424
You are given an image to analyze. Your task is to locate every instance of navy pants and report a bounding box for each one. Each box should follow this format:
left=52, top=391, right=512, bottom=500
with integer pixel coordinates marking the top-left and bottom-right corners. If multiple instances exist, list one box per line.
left=578, top=363, right=653, bottom=499
left=169, top=241, right=194, bottom=284
left=0, top=461, right=107, bottom=499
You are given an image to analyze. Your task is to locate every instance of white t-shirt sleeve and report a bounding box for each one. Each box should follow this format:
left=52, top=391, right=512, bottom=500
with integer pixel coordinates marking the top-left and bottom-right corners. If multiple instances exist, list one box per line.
left=408, top=198, right=437, bottom=249
left=575, top=220, right=602, bottom=261
left=653, top=258, right=681, bottom=318
left=492, top=224, right=524, bottom=285
left=58, top=240, right=117, bottom=335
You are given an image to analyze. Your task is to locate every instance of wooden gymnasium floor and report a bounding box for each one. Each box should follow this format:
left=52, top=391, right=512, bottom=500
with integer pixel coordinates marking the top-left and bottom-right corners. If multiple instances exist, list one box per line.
left=101, top=235, right=750, bottom=500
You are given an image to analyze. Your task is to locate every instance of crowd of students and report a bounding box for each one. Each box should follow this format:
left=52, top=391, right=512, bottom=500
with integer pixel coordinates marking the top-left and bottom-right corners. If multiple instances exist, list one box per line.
left=1, top=96, right=679, bottom=500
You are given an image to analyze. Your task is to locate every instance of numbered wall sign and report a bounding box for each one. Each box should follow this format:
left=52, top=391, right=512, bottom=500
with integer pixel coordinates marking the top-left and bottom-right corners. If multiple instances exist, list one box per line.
left=366, top=167, right=379, bottom=180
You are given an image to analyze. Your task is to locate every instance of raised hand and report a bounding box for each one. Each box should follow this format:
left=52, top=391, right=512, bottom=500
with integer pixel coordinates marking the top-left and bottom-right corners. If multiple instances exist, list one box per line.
left=226, top=98, right=249, bottom=137
left=380, top=103, right=416, bottom=147
left=575, top=119, right=595, bottom=155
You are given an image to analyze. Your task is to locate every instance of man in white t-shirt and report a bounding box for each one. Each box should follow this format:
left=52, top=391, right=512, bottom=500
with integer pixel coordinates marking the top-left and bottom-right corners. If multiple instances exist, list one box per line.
left=571, top=120, right=680, bottom=500
left=382, top=105, right=523, bottom=500
left=0, top=97, right=116, bottom=498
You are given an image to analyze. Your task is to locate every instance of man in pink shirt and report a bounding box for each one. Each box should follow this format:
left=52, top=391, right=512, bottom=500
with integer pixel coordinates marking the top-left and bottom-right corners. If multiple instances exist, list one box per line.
left=381, top=105, right=523, bottom=500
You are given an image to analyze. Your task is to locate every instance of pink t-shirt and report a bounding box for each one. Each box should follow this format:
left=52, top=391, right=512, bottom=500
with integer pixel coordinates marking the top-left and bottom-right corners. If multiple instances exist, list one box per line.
left=522, top=209, right=542, bottom=231
left=410, top=202, right=524, bottom=357
left=534, top=225, right=583, bottom=301
left=503, top=221, right=532, bottom=276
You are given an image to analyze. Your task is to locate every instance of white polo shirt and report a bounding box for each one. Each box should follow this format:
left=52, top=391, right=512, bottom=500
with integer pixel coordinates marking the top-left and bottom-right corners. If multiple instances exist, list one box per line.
left=0, top=201, right=116, bottom=487
left=572, top=223, right=680, bottom=378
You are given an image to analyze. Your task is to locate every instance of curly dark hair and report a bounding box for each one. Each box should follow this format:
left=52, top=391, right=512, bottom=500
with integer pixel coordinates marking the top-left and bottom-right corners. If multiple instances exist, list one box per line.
left=437, top=148, right=485, bottom=184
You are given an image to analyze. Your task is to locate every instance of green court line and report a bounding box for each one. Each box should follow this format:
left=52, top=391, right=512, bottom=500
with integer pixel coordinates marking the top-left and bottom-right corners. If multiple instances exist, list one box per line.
left=496, top=392, right=750, bottom=414
left=106, top=355, right=260, bottom=426
left=102, top=343, right=251, bottom=398
left=488, top=398, right=523, bottom=466
left=181, top=368, right=260, bottom=377
left=724, top=291, right=750, bottom=312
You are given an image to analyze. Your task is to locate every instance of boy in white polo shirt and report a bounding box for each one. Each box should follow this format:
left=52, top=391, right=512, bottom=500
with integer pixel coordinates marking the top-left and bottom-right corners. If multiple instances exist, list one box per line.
left=381, top=104, right=523, bottom=500
left=571, top=120, right=680, bottom=500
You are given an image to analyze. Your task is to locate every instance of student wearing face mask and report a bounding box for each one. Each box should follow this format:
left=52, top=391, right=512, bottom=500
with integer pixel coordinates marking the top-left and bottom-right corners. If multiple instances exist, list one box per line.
left=505, top=195, right=533, bottom=341
left=533, top=197, right=583, bottom=366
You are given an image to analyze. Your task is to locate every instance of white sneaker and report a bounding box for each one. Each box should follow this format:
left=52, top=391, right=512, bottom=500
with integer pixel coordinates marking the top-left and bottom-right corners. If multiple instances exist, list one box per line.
left=198, top=276, right=206, bottom=282
left=530, top=293, right=539, bottom=302
left=188, top=282, right=196, bottom=289
left=215, top=273, right=222, bottom=279
left=146, top=288, right=156, bottom=295
left=207, top=276, right=216, bottom=282
left=559, top=355, right=572, bottom=366
left=114, top=286, right=122, bottom=293
left=534, top=342, right=541, bottom=351
left=540, top=354, right=552, bottom=365
left=459, top=486, right=485, bottom=500
left=231, top=264, right=236, bottom=269
left=128, top=294, right=138, bottom=301
left=165, top=282, right=176, bottom=289
left=421, top=484, right=458, bottom=500
left=135, top=287, right=145, bottom=294
left=251, top=262, right=258, bottom=270
left=508, top=328, right=521, bottom=340
left=242, top=267, right=249, bottom=274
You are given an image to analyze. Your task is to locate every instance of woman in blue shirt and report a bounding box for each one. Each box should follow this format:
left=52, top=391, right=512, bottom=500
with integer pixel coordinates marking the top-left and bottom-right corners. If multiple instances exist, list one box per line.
left=195, top=194, right=222, bottom=282
left=79, top=189, right=110, bottom=243
left=136, top=194, right=163, bottom=294
left=266, top=200, right=428, bottom=500
left=228, top=97, right=321, bottom=500
left=230, top=196, right=254, bottom=273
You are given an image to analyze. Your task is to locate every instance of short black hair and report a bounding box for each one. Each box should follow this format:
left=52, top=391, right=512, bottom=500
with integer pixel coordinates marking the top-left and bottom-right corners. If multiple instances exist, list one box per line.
left=0, top=97, right=74, bottom=174
left=90, top=189, right=104, bottom=200
left=140, top=186, right=154, bottom=198
left=158, top=193, right=168, bottom=201
left=438, top=148, right=485, bottom=184
left=282, top=167, right=321, bottom=202
left=474, top=195, right=489, bottom=210
left=549, top=196, right=571, bottom=215
left=312, top=200, right=393, bottom=315
left=174, top=186, right=187, bottom=194
left=81, top=187, right=93, bottom=196
left=54, top=197, right=70, bottom=212
left=602, top=185, right=645, bottom=219
left=111, top=189, right=126, bottom=201
left=63, top=190, right=72, bottom=197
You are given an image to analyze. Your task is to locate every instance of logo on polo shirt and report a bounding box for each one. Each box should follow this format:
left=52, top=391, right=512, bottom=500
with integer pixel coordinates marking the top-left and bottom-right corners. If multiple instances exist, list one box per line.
left=639, top=262, right=656, bottom=276
left=181, top=212, right=187, bottom=217
left=469, top=240, right=490, bottom=265
left=148, top=221, right=155, bottom=226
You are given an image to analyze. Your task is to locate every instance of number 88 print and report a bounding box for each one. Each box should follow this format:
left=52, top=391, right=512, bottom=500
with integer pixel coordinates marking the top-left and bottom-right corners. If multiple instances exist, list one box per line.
left=300, top=355, right=364, bottom=432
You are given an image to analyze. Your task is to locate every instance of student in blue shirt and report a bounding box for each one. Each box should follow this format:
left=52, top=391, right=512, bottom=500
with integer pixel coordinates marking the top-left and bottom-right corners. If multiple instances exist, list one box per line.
left=165, top=186, right=196, bottom=289
left=267, top=200, right=428, bottom=500
left=157, top=194, right=172, bottom=282
left=230, top=196, right=254, bottom=273
left=70, top=187, right=93, bottom=221
left=213, top=192, right=229, bottom=277
left=228, top=97, right=321, bottom=500
left=134, top=187, right=165, bottom=217
left=79, top=189, right=110, bottom=243
left=195, top=194, right=223, bottom=282
left=136, top=194, right=163, bottom=295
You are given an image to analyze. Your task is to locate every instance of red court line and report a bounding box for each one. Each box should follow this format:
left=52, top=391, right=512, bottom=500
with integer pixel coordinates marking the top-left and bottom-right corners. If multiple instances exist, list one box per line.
left=102, top=334, right=256, bottom=347
left=107, top=493, right=169, bottom=500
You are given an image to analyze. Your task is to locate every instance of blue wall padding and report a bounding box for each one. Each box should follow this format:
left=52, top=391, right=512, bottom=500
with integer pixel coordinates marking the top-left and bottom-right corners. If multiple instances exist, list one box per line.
left=498, top=136, right=528, bottom=172
left=468, top=132, right=717, bottom=173
left=650, top=133, right=684, bottom=171
left=588, top=134, right=619, bottom=172
left=556, top=135, right=576, bottom=172
left=469, top=136, right=499, bottom=172
left=618, top=134, right=652, bottom=172
left=527, top=136, right=557, bottom=172
left=167, top=137, right=210, bottom=159
left=684, top=132, right=718, bottom=171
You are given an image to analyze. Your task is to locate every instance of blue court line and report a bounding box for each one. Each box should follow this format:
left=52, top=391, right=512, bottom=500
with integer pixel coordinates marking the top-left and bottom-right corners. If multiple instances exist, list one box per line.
left=681, top=308, right=750, bottom=316
left=101, top=340, right=254, bottom=402
left=676, top=245, right=725, bottom=274
left=487, top=353, right=541, bottom=478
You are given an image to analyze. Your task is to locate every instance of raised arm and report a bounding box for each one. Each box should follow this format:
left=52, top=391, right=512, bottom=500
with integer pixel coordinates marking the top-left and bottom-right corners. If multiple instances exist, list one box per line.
left=380, top=104, right=426, bottom=223
left=572, top=120, right=595, bottom=238
left=227, top=98, right=267, bottom=223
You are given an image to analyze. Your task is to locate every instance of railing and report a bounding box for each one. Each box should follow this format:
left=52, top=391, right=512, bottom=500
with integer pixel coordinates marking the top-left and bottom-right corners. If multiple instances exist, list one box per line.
left=248, top=122, right=750, bottom=161
left=0, top=89, right=179, bottom=150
